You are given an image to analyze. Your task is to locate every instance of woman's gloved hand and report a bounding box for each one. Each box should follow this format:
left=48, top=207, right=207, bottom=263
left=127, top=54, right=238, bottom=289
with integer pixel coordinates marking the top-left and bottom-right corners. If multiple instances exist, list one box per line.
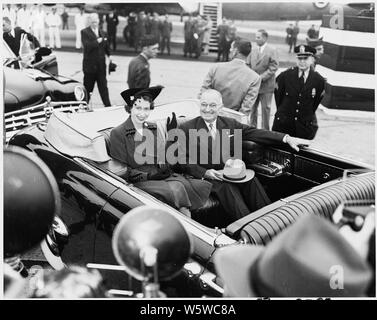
left=166, top=112, right=177, bottom=131
left=147, top=164, right=172, bottom=180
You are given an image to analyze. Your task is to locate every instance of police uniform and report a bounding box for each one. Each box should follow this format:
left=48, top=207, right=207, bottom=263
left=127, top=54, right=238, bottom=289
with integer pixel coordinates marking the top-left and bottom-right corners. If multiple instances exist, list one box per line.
left=272, top=45, right=325, bottom=140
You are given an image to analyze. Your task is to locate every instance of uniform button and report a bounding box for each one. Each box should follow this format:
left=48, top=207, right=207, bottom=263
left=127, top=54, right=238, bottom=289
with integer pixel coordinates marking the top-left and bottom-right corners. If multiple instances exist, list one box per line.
left=296, top=109, right=299, bottom=113
left=285, top=92, right=288, bottom=95
left=297, top=101, right=300, bottom=105
left=294, top=117, right=298, bottom=120
left=299, top=94, right=301, bottom=97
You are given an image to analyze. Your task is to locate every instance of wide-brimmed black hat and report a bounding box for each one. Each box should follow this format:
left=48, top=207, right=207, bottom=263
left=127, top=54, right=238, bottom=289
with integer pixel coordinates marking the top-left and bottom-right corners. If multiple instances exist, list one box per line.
left=294, top=44, right=316, bottom=57
left=120, top=85, right=164, bottom=106
left=214, top=214, right=372, bottom=297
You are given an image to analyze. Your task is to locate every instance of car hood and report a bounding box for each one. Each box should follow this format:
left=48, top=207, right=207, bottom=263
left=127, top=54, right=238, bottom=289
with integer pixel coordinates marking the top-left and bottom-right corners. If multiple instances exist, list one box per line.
left=4, top=67, right=82, bottom=113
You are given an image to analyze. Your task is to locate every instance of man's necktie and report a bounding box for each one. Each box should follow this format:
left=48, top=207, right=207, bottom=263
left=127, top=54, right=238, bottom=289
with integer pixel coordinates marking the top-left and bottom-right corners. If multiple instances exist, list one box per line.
left=299, top=71, right=305, bottom=90
left=209, top=123, right=216, bottom=140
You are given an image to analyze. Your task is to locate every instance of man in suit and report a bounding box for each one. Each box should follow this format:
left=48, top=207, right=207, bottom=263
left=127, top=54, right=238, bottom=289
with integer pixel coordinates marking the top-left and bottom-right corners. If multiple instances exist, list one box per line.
left=272, top=45, right=326, bottom=140
left=127, top=35, right=158, bottom=89
left=3, top=16, right=40, bottom=57
left=183, top=14, right=194, bottom=57
left=81, top=13, right=111, bottom=107
left=247, top=30, right=278, bottom=130
left=106, top=10, right=119, bottom=51
left=199, top=37, right=261, bottom=118
left=159, top=14, right=173, bottom=55
left=134, top=11, right=147, bottom=52
left=178, top=89, right=309, bottom=221
left=216, top=17, right=229, bottom=62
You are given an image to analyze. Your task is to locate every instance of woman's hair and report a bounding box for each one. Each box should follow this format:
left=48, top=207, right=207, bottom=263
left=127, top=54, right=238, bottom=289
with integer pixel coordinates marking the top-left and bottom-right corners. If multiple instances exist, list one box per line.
left=125, top=95, right=155, bottom=113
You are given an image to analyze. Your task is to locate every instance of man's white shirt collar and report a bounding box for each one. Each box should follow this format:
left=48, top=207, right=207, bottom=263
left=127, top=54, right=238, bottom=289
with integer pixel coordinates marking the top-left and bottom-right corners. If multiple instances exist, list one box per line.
left=299, top=68, right=310, bottom=82
left=258, top=42, right=267, bottom=54
left=10, top=29, right=15, bottom=37
left=91, top=27, right=99, bottom=36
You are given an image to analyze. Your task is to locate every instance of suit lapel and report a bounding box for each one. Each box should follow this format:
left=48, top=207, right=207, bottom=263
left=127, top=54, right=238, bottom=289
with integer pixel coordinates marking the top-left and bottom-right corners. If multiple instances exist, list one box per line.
left=88, top=27, right=98, bottom=39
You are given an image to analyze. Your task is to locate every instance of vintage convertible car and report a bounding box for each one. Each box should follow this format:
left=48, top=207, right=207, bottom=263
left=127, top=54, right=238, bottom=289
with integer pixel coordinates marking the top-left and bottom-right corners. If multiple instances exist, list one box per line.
left=3, top=40, right=87, bottom=141
left=7, top=100, right=375, bottom=297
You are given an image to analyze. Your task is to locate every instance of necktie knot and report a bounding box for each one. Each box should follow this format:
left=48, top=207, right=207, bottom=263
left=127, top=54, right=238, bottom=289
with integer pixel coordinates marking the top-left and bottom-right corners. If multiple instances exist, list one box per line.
left=209, top=123, right=216, bottom=140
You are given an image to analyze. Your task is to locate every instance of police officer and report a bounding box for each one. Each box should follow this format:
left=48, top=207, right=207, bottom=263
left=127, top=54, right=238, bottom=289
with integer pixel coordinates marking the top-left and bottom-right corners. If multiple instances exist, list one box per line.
left=272, top=45, right=325, bottom=140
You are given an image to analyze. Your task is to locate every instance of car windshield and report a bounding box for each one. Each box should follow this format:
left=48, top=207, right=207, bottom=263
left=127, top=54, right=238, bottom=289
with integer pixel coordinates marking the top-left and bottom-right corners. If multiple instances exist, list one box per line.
left=2, top=38, right=34, bottom=68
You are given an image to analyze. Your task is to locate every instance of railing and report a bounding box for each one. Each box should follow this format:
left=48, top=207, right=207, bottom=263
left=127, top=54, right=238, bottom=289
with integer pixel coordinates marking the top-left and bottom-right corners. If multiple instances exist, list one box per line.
left=5, top=98, right=89, bottom=142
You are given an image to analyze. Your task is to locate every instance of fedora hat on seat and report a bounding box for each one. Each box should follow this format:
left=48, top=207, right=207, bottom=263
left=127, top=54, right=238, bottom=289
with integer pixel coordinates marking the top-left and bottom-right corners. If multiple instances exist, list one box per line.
left=214, top=215, right=372, bottom=297
left=219, top=159, right=255, bottom=183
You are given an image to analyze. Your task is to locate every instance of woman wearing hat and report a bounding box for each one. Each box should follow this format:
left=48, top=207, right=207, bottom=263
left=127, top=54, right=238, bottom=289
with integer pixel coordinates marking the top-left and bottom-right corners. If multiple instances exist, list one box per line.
left=109, top=86, right=212, bottom=217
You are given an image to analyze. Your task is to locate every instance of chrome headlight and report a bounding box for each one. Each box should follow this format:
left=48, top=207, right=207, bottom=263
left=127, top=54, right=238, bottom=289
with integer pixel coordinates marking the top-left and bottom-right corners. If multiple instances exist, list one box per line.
left=74, top=85, right=86, bottom=101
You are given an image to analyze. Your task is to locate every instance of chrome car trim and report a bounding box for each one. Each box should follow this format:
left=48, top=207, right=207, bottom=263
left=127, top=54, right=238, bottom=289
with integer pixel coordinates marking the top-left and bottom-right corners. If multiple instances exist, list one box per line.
left=74, top=158, right=237, bottom=247
left=5, top=100, right=89, bottom=142
left=199, top=272, right=225, bottom=295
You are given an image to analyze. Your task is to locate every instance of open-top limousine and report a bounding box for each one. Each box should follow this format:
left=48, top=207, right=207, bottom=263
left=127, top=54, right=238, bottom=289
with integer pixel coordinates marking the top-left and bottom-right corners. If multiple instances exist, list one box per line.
left=7, top=100, right=375, bottom=297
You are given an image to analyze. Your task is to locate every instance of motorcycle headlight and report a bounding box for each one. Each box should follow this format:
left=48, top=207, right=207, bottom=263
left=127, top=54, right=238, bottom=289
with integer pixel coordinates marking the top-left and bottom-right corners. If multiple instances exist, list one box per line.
left=74, top=86, right=86, bottom=101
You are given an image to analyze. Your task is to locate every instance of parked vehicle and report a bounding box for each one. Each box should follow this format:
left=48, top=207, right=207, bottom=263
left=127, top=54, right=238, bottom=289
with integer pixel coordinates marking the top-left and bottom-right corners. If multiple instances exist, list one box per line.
left=7, top=100, right=375, bottom=297
left=3, top=40, right=87, bottom=141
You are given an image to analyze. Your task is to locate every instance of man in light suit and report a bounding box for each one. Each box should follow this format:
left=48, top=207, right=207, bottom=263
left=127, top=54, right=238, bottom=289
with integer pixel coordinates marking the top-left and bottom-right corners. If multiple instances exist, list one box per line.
left=247, top=30, right=278, bottom=130
left=199, top=37, right=261, bottom=117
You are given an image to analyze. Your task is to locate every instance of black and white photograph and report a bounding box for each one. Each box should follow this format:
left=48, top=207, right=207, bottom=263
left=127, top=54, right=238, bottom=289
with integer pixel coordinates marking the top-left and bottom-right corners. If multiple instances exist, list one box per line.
left=2, top=0, right=375, bottom=304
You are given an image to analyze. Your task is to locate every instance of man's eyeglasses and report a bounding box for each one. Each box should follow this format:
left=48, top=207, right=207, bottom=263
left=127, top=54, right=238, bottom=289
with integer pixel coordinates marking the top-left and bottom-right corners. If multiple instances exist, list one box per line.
left=200, top=102, right=219, bottom=109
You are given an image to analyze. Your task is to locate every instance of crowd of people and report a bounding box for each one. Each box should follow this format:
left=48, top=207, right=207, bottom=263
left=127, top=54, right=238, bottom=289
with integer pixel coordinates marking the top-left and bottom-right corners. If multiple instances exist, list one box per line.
left=123, top=11, right=173, bottom=55
left=3, top=4, right=65, bottom=49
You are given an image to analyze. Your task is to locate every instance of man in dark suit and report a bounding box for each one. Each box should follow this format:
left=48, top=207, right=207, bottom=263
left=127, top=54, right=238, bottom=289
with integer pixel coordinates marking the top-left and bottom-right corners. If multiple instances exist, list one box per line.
left=247, top=30, right=278, bottom=130
left=272, top=45, right=326, bottom=140
left=106, top=11, right=119, bottom=51
left=159, top=14, right=173, bottom=55
left=178, top=89, right=309, bottom=221
left=127, top=35, right=158, bottom=89
left=134, top=11, right=147, bottom=52
left=216, top=17, right=229, bottom=62
left=183, top=15, right=194, bottom=57
left=3, top=16, right=40, bottom=57
left=81, top=13, right=111, bottom=107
